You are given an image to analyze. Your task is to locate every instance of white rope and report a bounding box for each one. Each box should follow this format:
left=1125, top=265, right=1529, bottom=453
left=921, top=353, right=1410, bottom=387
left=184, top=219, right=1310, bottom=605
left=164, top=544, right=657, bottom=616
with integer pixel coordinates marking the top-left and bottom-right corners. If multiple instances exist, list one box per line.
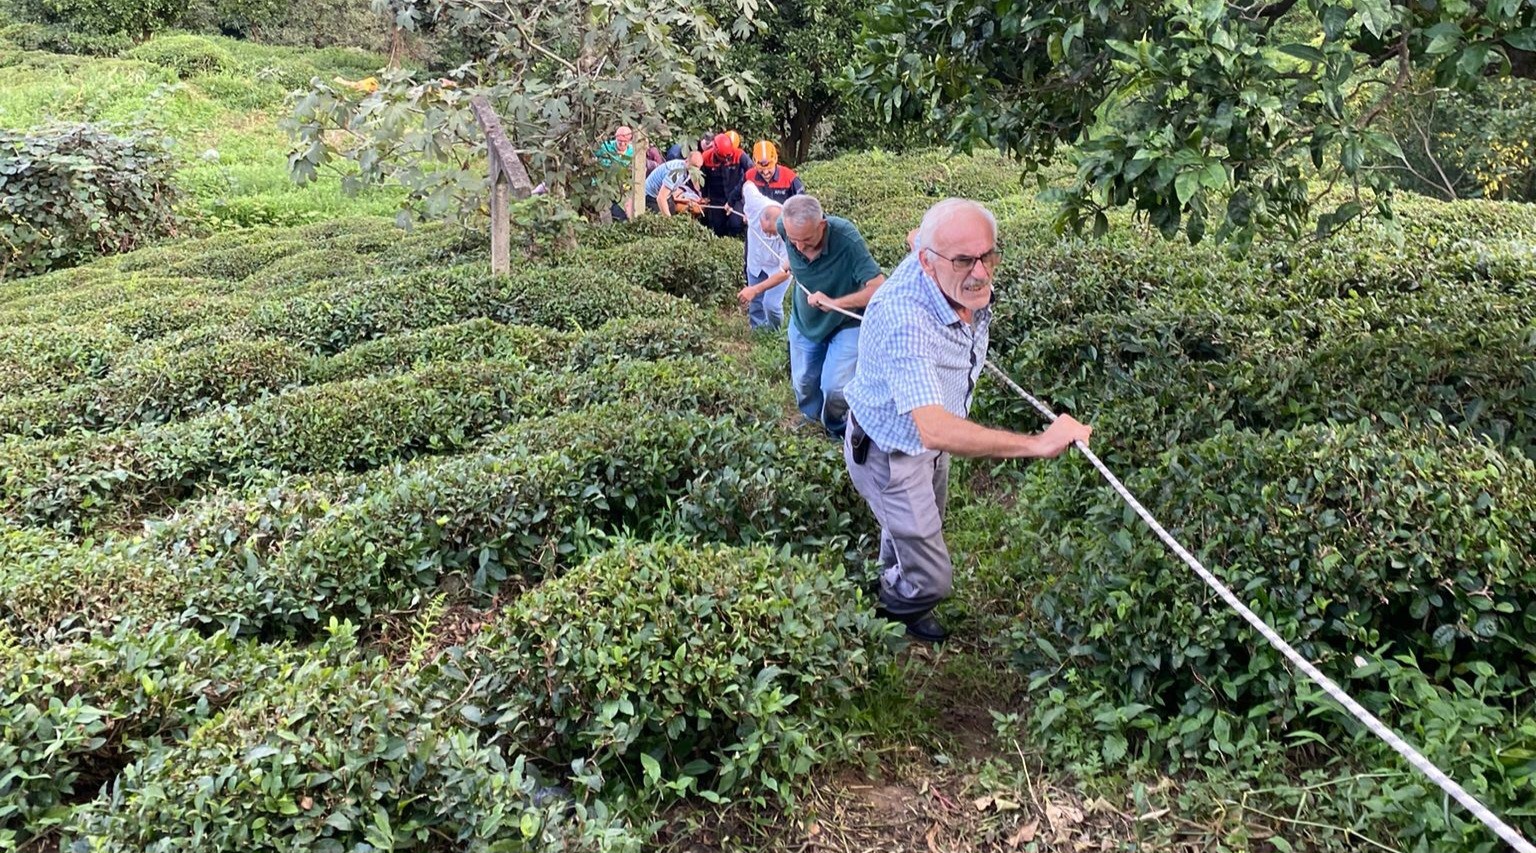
left=792, top=279, right=1536, bottom=853
left=699, top=203, right=747, bottom=219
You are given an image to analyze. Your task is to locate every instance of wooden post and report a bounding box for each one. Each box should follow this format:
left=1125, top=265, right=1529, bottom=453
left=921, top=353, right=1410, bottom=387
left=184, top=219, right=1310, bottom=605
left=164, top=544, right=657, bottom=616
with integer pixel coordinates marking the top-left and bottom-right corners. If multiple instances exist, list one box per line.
left=630, top=131, right=648, bottom=218
left=470, top=95, right=533, bottom=275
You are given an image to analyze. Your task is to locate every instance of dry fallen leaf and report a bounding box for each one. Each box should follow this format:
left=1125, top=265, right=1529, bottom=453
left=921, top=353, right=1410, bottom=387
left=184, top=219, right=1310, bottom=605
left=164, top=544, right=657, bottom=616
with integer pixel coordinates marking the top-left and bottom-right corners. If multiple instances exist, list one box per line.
left=1046, top=802, right=1085, bottom=826
left=995, top=798, right=1021, bottom=812
left=1136, top=808, right=1171, bottom=822
left=974, top=795, right=995, bottom=812
left=1007, top=819, right=1040, bottom=848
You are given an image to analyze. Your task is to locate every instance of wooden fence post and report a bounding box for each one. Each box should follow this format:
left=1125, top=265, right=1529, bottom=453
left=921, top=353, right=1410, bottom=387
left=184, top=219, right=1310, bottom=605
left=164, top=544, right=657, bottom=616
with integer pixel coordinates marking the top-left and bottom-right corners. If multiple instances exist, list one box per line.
left=469, top=95, right=533, bottom=275
left=631, top=131, right=648, bottom=218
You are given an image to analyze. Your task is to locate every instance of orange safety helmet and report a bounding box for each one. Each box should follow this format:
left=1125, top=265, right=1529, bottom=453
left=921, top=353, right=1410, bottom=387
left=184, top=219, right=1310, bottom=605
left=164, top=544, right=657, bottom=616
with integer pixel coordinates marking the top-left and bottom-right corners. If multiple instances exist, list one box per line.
left=726, top=130, right=742, bottom=150
left=752, top=140, right=778, bottom=172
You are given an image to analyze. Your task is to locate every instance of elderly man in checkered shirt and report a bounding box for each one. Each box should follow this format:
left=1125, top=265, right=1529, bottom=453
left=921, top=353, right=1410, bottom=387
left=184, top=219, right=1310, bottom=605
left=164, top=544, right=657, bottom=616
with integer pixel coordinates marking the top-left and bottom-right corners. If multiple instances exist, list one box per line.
left=843, top=198, right=1094, bottom=643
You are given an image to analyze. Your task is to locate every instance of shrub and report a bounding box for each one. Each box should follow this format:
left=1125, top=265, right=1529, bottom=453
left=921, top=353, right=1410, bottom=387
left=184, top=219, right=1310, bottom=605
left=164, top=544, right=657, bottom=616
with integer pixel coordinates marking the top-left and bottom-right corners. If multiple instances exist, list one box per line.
left=575, top=214, right=715, bottom=250
left=0, top=358, right=537, bottom=531
left=0, top=323, right=133, bottom=398
left=248, top=264, right=684, bottom=354
left=562, top=236, right=745, bottom=309
left=464, top=541, right=893, bottom=802
left=0, top=21, right=133, bottom=55
left=0, top=379, right=856, bottom=641
left=6, top=0, right=186, bottom=38
left=1013, top=422, right=1536, bottom=755
left=978, top=291, right=1536, bottom=464
left=0, top=524, right=188, bottom=635
left=310, top=313, right=710, bottom=383
left=67, top=627, right=641, bottom=853
left=123, top=34, right=235, bottom=77
left=0, top=620, right=295, bottom=849
left=797, top=149, right=1021, bottom=214
left=0, top=122, right=182, bottom=278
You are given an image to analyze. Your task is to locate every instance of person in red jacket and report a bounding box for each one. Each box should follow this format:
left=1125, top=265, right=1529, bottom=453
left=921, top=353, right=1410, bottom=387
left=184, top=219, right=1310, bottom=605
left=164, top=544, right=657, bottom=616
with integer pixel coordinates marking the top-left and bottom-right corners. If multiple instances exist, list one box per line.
left=701, top=132, right=751, bottom=238
left=745, top=141, right=804, bottom=204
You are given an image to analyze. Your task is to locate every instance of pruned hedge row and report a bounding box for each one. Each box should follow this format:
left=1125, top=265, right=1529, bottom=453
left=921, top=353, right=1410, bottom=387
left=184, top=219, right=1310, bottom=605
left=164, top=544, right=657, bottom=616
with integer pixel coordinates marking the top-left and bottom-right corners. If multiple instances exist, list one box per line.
left=0, top=352, right=770, bottom=533
left=0, top=314, right=710, bottom=438
left=0, top=620, right=299, bottom=850
left=0, top=379, right=863, bottom=639
left=1002, top=421, right=1536, bottom=853
left=67, top=626, right=641, bottom=853
left=797, top=149, right=1024, bottom=213
left=462, top=541, right=893, bottom=801
left=48, top=542, right=889, bottom=851
left=0, top=323, right=134, bottom=398
left=559, top=236, right=746, bottom=308
left=1014, top=421, right=1536, bottom=730
left=980, top=293, right=1536, bottom=464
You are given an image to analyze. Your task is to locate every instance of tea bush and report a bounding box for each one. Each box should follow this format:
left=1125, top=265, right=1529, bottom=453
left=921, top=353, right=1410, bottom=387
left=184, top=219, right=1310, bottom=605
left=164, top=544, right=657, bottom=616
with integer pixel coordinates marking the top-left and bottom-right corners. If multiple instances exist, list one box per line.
left=464, top=541, right=893, bottom=802
left=122, top=34, right=235, bottom=77
left=563, top=236, right=745, bottom=308
left=0, top=620, right=296, bottom=849
left=1012, top=421, right=1536, bottom=751
left=69, top=626, right=641, bottom=853
left=4, top=0, right=184, bottom=41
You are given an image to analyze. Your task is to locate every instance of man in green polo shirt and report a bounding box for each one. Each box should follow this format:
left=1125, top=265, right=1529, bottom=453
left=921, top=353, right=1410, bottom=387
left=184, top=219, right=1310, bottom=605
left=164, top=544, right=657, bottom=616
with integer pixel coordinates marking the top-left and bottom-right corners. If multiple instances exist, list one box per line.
left=777, top=194, right=887, bottom=437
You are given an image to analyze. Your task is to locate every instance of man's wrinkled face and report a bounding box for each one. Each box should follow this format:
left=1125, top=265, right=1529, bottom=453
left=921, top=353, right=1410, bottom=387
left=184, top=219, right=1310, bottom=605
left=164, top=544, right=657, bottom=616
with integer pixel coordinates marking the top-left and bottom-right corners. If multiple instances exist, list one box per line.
left=615, top=127, right=633, bottom=146
left=785, top=217, right=828, bottom=260
left=918, top=208, right=999, bottom=313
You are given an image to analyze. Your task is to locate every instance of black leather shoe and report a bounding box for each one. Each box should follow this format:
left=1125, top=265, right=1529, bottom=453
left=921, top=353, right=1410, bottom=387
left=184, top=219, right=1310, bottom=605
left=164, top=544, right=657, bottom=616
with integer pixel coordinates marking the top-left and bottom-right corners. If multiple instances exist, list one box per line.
left=874, top=607, right=949, bottom=643
left=904, top=613, right=948, bottom=644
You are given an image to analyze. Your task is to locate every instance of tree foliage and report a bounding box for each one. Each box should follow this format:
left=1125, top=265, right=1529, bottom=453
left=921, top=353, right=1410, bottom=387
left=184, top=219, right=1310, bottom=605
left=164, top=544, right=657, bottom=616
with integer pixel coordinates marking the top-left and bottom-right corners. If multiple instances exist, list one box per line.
left=287, top=0, right=757, bottom=224
left=697, top=0, right=868, bottom=164
left=854, top=0, right=1536, bottom=243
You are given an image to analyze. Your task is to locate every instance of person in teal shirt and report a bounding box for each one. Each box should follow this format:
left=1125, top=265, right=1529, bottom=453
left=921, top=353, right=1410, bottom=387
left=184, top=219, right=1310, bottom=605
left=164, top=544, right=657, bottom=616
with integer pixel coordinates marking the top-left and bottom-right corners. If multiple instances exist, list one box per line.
left=777, top=194, right=887, bottom=437
left=596, top=126, right=635, bottom=219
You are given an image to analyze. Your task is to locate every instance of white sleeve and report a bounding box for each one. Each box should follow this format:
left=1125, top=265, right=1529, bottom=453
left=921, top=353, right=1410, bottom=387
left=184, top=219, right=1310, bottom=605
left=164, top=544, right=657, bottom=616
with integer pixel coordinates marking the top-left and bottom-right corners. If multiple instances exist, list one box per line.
left=742, top=182, right=767, bottom=221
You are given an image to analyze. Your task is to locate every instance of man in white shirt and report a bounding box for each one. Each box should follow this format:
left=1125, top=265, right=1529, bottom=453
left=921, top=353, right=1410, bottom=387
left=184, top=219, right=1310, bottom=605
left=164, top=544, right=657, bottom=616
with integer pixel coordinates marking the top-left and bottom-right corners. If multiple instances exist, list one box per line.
left=736, top=182, right=792, bottom=331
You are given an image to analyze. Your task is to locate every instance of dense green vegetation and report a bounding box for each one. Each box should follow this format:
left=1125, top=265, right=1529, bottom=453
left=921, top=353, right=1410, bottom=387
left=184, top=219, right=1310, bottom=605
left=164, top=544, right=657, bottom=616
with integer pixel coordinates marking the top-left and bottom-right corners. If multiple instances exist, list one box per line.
left=3, top=14, right=1535, bottom=852
left=0, top=28, right=400, bottom=255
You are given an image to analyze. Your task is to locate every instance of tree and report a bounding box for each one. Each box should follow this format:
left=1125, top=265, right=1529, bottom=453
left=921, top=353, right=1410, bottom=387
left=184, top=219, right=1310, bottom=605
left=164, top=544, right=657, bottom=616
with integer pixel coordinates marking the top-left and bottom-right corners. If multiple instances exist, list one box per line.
left=718, top=0, right=864, bottom=164
left=853, top=0, right=1536, bottom=244
left=285, top=0, right=756, bottom=226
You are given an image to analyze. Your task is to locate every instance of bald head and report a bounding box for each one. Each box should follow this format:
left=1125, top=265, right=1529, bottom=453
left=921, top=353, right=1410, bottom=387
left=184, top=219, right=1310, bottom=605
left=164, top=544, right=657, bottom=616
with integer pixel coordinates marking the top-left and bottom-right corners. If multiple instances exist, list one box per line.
left=917, top=198, right=996, bottom=258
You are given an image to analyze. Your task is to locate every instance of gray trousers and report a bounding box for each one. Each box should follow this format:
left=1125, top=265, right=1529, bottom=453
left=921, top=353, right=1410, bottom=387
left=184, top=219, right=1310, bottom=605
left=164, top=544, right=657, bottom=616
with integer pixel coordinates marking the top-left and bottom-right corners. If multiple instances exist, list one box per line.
left=844, top=423, right=953, bottom=617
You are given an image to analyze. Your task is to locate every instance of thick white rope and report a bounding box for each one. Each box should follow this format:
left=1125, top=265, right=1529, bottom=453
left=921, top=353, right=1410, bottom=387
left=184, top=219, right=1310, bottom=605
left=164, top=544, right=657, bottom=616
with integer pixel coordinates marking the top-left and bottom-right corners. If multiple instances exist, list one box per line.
left=791, top=278, right=1536, bottom=853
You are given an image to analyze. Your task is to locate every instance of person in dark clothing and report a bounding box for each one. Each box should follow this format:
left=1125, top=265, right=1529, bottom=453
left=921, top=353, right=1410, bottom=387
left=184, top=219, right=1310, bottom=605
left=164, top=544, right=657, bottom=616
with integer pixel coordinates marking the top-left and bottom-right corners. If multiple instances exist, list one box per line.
left=701, top=132, right=750, bottom=238
left=745, top=140, right=804, bottom=204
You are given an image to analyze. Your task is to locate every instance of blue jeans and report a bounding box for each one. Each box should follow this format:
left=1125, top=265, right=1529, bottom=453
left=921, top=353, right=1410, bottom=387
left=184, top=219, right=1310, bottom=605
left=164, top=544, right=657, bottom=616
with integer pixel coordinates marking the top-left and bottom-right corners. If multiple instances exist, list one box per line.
left=746, top=270, right=788, bottom=331
left=788, top=321, right=860, bottom=437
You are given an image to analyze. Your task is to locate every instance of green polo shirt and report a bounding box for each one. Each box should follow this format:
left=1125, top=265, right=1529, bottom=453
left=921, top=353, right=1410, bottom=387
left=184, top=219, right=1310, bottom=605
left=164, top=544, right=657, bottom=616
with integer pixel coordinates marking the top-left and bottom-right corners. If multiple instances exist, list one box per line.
left=777, top=215, right=884, bottom=342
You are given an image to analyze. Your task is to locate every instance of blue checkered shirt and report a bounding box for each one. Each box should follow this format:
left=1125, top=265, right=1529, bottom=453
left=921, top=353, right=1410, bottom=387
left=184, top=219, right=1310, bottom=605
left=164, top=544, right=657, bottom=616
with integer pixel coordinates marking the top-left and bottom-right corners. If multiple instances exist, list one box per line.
left=845, top=254, right=991, bottom=455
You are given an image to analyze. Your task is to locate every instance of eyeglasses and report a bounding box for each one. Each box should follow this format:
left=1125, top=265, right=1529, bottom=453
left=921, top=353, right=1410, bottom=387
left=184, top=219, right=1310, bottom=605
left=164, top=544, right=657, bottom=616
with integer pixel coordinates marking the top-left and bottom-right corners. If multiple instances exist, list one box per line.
left=925, top=247, right=1002, bottom=274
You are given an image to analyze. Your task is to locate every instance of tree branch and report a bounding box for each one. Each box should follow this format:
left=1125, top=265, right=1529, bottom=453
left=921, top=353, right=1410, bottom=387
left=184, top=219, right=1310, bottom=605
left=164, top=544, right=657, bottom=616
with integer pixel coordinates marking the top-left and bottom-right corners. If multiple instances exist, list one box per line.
left=1359, top=32, right=1411, bottom=128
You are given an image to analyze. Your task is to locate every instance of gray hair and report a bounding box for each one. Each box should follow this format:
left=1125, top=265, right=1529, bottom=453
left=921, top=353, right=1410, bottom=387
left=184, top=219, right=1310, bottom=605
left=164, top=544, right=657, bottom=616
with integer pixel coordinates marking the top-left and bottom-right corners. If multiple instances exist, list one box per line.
left=917, top=198, right=997, bottom=258
left=781, top=194, right=824, bottom=228
left=759, top=203, right=783, bottom=230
